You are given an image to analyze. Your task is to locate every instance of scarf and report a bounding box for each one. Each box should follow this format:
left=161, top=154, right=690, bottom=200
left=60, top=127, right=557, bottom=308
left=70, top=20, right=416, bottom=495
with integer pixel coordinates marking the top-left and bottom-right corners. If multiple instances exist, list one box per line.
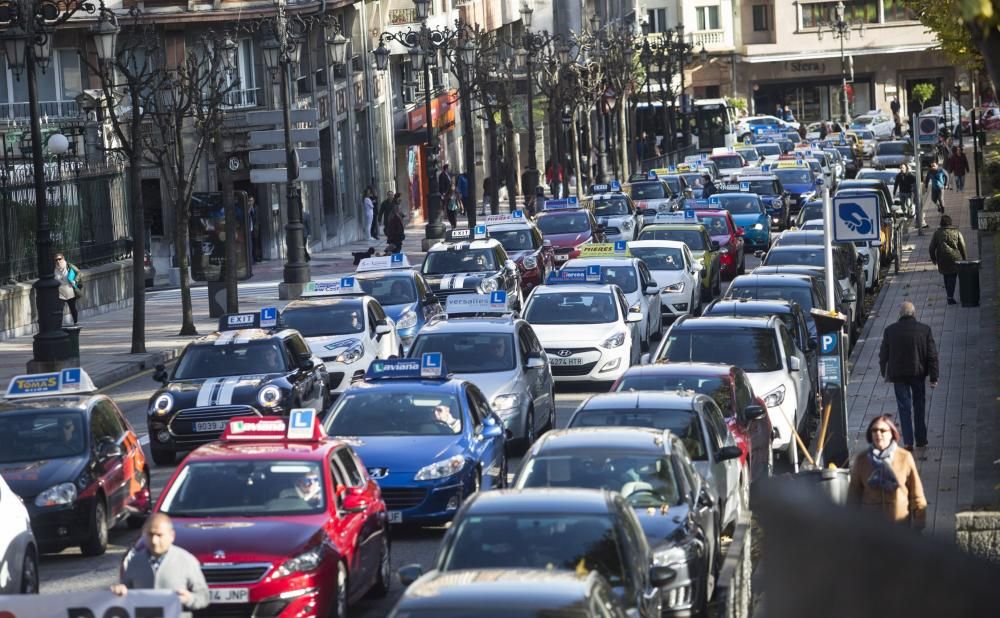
left=867, top=442, right=899, bottom=492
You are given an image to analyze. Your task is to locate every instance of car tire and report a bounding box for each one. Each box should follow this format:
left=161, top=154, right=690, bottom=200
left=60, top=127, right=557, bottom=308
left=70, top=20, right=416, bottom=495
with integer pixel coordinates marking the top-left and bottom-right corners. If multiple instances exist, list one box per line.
left=738, top=254, right=746, bottom=275
left=522, top=406, right=536, bottom=451
left=498, top=453, right=509, bottom=489
left=151, top=447, right=174, bottom=467
left=80, top=499, right=108, bottom=557
left=127, top=469, right=152, bottom=529
left=331, top=561, right=349, bottom=618
left=713, top=271, right=722, bottom=297
left=20, top=548, right=38, bottom=594
left=367, top=536, right=391, bottom=599
left=545, top=393, right=556, bottom=432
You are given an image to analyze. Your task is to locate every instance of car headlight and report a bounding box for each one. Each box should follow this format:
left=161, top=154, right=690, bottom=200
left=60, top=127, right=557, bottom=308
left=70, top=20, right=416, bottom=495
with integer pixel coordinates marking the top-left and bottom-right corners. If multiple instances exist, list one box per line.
left=35, top=482, right=77, bottom=507
left=276, top=543, right=325, bottom=578
left=151, top=393, right=173, bottom=416
left=601, top=332, right=626, bottom=349
left=719, top=246, right=730, bottom=254
left=336, top=343, right=365, bottom=364
left=763, top=384, right=786, bottom=407
left=414, top=454, right=466, bottom=481
left=662, top=281, right=685, bottom=293
left=771, top=216, right=781, bottom=224
left=800, top=192, right=816, bottom=202
left=522, top=255, right=538, bottom=270
left=396, top=309, right=418, bottom=330
left=653, top=543, right=690, bottom=568
left=622, top=220, right=634, bottom=230
left=752, top=223, right=764, bottom=230
left=491, top=393, right=521, bottom=413
left=258, top=385, right=283, bottom=408
left=478, top=278, right=499, bottom=293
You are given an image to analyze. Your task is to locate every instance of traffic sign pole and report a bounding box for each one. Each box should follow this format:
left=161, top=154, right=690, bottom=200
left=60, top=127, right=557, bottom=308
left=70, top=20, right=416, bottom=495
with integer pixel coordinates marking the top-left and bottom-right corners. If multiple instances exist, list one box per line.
left=822, top=183, right=836, bottom=311
left=913, top=113, right=924, bottom=235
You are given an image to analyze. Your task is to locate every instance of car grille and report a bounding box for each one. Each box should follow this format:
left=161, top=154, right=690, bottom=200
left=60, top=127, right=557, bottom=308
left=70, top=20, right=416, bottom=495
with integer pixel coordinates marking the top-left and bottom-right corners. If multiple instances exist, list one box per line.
left=169, top=406, right=258, bottom=445
left=381, top=487, right=427, bottom=510
left=433, top=287, right=477, bottom=299
left=327, top=371, right=345, bottom=385
left=545, top=347, right=598, bottom=356
left=604, top=227, right=621, bottom=236
left=202, top=563, right=271, bottom=584
left=551, top=362, right=598, bottom=376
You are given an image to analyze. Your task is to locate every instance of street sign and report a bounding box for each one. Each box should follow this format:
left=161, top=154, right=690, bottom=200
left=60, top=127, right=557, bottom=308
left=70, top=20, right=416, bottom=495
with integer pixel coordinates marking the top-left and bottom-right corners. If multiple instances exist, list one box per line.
left=246, top=109, right=318, bottom=125
left=917, top=115, right=939, bottom=145
left=832, top=194, right=880, bottom=242
left=250, top=167, right=323, bottom=184
left=249, top=128, right=320, bottom=146
left=249, top=147, right=321, bottom=166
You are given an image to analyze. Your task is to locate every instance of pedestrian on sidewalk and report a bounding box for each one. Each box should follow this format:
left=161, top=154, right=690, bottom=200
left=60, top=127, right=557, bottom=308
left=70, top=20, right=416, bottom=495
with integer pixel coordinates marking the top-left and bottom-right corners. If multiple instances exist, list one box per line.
left=456, top=171, right=469, bottom=222
left=847, top=415, right=927, bottom=530
left=948, top=146, right=969, bottom=192
left=386, top=201, right=406, bottom=254
left=302, top=209, right=312, bottom=261
left=929, top=214, right=968, bottom=304
left=364, top=186, right=377, bottom=241
left=377, top=191, right=393, bottom=234
left=893, top=164, right=917, bottom=218
left=878, top=301, right=939, bottom=450
left=111, top=514, right=209, bottom=617
left=54, top=252, right=81, bottom=325
left=923, top=161, right=947, bottom=213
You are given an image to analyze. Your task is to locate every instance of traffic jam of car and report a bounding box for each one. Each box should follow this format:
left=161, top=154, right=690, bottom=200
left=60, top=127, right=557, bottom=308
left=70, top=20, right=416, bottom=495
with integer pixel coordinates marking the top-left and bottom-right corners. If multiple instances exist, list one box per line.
left=0, top=121, right=910, bottom=617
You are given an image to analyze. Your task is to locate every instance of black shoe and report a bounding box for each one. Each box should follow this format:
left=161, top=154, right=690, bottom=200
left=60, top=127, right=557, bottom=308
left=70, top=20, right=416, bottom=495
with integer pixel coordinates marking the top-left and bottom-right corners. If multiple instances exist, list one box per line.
left=917, top=441, right=928, bottom=447
left=903, top=445, right=914, bottom=452
left=947, top=298, right=957, bottom=305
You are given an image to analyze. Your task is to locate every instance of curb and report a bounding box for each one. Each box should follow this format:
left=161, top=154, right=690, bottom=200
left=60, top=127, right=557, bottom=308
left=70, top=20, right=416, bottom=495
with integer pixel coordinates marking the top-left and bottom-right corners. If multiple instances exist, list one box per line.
left=91, top=347, right=184, bottom=390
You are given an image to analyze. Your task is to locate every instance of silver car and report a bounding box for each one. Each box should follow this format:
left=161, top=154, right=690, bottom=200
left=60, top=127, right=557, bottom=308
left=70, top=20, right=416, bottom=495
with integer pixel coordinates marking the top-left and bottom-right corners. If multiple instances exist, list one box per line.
left=408, top=315, right=556, bottom=449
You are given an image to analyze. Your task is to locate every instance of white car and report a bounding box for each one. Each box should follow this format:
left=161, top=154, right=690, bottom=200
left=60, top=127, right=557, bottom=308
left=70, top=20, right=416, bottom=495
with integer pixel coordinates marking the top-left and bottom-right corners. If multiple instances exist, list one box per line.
left=850, top=129, right=878, bottom=158
left=627, top=240, right=703, bottom=320
left=736, top=115, right=800, bottom=140
left=734, top=146, right=763, bottom=168
left=564, top=255, right=662, bottom=348
left=849, top=111, right=895, bottom=140
left=805, top=122, right=824, bottom=141
left=0, top=474, right=37, bottom=593
left=652, top=315, right=813, bottom=462
left=523, top=279, right=642, bottom=383
left=282, top=283, right=402, bottom=393
left=710, top=151, right=748, bottom=179
left=589, top=183, right=642, bottom=242
left=920, top=102, right=968, bottom=134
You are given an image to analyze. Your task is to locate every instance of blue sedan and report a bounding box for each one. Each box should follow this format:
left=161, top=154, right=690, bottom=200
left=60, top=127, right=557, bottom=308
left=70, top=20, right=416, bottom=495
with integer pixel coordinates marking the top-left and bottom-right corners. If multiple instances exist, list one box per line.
left=354, top=255, right=444, bottom=353
left=322, top=356, right=507, bottom=525
left=707, top=193, right=771, bottom=249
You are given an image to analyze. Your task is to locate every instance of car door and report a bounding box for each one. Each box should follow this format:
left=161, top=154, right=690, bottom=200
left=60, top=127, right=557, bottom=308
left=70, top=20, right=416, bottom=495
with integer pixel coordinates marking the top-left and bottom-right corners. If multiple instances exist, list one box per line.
left=522, top=324, right=554, bottom=422
left=702, top=399, right=741, bottom=521
left=726, top=212, right=744, bottom=262
left=329, top=448, right=373, bottom=594
left=89, top=401, right=128, bottom=520
left=516, top=325, right=544, bottom=435
left=636, top=261, right=660, bottom=335
left=465, top=385, right=505, bottom=488
left=0, top=478, right=28, bottom=594
left=778, top=322, right=810, bottom=424
left=109, top=400, right=147, bottom=510
left=615, top=288, right=638, bottom=361
left=676, top=453, right=717, bottom=566
left=733, top=371, right=769, bottom=482
left=285, top=336, right=323, bottom=408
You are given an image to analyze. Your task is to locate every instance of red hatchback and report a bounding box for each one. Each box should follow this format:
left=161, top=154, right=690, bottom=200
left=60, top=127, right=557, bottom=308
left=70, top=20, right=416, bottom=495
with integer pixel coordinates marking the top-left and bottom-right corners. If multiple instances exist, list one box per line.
left=535, top=207, right=605, bottom=266
left=611, top=363, right=773, bottom=482
left=691, top=208, right=745, bottom=278
left=145, top=412, right=390, bottom=617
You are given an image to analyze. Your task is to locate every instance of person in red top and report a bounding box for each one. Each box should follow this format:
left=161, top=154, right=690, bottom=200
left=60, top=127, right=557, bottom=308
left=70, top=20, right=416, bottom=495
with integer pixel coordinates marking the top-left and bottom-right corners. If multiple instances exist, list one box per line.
left=948, top=146, right=970, bottom=192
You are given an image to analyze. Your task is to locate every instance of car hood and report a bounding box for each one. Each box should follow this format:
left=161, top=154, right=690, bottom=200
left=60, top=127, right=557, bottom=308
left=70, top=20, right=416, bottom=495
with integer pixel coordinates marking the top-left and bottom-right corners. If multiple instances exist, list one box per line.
left=381, top=302, right=419, bottom=322
left=634, top=198, right=673, bottom=212
left=170, top=516, right=327, bottom=563
left=1, top=456, right=88, bottom=499
left=649, top=269, right=688, bottom=288
left=744, top=369, right=790, bottom=399
left=345, top=435, right=465, bottom=474
left=530, top=322, right=624, bottom=347
left=544, top=232, right=592, bottom=248
left=306, top=336, right=364, bottom=358
left=450, top=370, right=519, bottom=402
left=158, top=375, right=282, bottom=407
left=425, top=272, right=489, bottom=291
left=636, top=502, right=693, bottom=542
left=783, top=183, right=816, bottom=195
left=507, top=249, right=537, bottom=264
left=731, top=213, right=766, bottom=228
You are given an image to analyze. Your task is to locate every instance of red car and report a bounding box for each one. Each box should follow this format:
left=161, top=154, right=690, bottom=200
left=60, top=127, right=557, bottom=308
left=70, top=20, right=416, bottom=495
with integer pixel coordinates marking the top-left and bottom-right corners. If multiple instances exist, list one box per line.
left=691, top=208, right=746, bottom=278
left=485, top=213, right=556, bottom=292
left=611, top=362, right=773, bottom=482
left=535, top=205, right=606, bottom=266
left=144, top=412, right=390, bottom=617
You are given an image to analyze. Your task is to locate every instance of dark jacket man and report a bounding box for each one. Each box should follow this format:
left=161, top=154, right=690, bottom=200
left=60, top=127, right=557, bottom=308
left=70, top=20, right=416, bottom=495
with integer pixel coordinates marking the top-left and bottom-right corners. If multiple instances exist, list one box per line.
left=879, top=308, right=939, bottom=384
left=928, top=217, right=967, bottom=275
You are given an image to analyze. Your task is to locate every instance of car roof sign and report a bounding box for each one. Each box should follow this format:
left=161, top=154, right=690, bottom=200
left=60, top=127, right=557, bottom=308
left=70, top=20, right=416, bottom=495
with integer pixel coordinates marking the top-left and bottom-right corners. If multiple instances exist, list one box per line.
left=302, top=277, right=364, bottom=298
left=653, top=212, right=688, bottom=223
left=542, top=196, right=580, bottom=211
left=218, top=307, right=278, bottom=331
left=445, top=291, right=510, bottom=316
left=577, top=241, right=631, bottom=258
left=365, top=354, right=450, bottom=381
left=4, top=367, right=97, bottom=399
left=221, top=413, right=326, bottom=442
left=545, top=265, right=604, bottom=284
left=356, top=253, right=412, bottom=272
left=484, top=210, right=526, bottom=225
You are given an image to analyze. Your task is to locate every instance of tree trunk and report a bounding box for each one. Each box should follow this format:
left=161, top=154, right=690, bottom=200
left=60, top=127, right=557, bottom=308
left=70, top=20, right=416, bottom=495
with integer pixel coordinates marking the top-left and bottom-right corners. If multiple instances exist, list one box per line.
left=486, top=111, right=501, bottom=215
left=174, top=119, right=197, bottom=336
left=460, top=82, right=477, bottom=228
left=970, top=25, right=1000, bottom=108
left=219, top=141, right=239, bottom=314
left=128, top=92, right=146, bottom=354
left=502, top=110, right=518, bottom=212
left=618, top=98, right=630, bottom=181
left=571, top=111, right=583, bottom=203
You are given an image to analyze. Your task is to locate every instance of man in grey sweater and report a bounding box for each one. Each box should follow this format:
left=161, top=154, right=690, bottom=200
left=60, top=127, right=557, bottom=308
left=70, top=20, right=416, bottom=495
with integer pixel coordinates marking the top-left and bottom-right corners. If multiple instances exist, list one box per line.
left=111, top=513, right=210, bottom=617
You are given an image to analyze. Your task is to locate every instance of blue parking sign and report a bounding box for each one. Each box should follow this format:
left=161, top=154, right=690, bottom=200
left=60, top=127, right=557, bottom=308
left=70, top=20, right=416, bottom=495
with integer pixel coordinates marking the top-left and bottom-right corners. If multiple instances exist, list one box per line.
left=821, top=333, right=838, bottom=354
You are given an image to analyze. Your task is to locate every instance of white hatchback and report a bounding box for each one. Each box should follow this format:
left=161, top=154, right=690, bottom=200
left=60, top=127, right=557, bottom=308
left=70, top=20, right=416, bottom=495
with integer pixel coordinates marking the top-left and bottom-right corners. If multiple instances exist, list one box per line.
left=627, top=240, right=703, bottom=320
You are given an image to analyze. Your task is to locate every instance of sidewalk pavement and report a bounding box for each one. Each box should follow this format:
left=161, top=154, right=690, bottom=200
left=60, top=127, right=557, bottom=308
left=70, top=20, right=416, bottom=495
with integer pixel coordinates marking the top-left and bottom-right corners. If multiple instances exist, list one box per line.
left=0, top=220, right=430, bottom=389
left=846, top=182, right=1000, bottom=538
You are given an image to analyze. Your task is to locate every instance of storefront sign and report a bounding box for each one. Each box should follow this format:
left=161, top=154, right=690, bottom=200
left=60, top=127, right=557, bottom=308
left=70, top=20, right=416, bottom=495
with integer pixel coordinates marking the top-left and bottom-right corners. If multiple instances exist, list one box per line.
left=407, top=90, right=458, bottom=132
left=784, top=61, right=827, bottom=74
left=0, top=589, right=181, bottom=617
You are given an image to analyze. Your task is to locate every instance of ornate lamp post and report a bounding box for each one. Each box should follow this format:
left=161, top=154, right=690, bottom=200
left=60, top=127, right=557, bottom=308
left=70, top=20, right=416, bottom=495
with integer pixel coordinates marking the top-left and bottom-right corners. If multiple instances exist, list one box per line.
left=516, top=1, right=558, bottom=200
left=818, top=0, right=865, bottom=126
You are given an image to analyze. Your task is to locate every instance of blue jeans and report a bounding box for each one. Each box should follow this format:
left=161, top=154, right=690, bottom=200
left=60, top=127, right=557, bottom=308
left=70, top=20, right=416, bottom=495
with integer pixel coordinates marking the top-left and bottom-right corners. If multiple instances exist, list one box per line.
left=955, top=174, right=965, bottom=191
left=893, top=378, right=927, bottom=446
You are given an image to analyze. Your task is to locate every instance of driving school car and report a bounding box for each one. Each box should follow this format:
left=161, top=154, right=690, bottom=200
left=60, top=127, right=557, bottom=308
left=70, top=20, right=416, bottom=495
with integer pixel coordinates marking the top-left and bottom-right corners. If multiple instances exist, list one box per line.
left=485, top=210, right=556, bottom=292
left=629, top=172, right=678, bottom=222
left=587, top=181, right=642, bottom=241
left=352, top=253, right=444, bottom=353
left=535, top=197, right=606, bottom=264
left=422, top=227, right=522, bottom=311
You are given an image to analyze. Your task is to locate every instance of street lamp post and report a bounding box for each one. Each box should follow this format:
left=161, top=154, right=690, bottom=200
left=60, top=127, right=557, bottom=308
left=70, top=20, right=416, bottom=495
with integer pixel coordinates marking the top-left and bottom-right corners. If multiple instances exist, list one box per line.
left=818, top=0, right=864, bottom=126
left=517, top=2, right=558, bottom=201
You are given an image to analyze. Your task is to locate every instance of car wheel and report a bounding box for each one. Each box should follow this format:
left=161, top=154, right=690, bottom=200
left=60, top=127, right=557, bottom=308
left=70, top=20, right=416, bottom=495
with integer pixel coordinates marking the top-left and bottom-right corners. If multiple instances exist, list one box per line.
left=523, top=406, right=536, bottom=450
left=331, top=561, right=348, bottom=618
left=738, top=254, right=746, bottom=274
left=367, top=536, right=391, bottom=598
left=469, top=468, right=482, bottom=498
left=127, top=469, right=152, bottom=529
left=20, top=548, right=38, bottom=594
left=151, top=447, right=174, bottom=467
left=498, top=453, right=509, bottom=489
left=80, top=499, right=108, bottom=557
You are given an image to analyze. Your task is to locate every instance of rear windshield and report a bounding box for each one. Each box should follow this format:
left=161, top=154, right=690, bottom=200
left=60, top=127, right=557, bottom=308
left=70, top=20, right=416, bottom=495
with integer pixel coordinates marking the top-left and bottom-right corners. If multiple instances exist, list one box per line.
left=638, top=229, right=707, bottom=250
left=568, top=409, right=708, bottom=460
left=631, top=181, right=669, bottom=200
left=727, top=285, right=815, bottom=311
left=876, top=142, right=912, bottom=156
left=615, top=374, right=733, bottom=417
left=762, top=249, right=824, bottom=268
left=281, top=303, right=365, bottom=337
left=657, top=329, right=782, bottom=372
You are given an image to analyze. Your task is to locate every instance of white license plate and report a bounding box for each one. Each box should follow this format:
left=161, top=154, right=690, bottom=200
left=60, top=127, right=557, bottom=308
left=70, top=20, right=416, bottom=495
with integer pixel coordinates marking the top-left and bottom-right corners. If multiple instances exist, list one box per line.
left=388, top=511, right=403, bottom=524
left=549, top=357, right=583, bottom=366
left=194, top=420, right=228, bottom=433
left=555, top=254, right=569, bottom=262
left=210, top=587, right=249, bottom=604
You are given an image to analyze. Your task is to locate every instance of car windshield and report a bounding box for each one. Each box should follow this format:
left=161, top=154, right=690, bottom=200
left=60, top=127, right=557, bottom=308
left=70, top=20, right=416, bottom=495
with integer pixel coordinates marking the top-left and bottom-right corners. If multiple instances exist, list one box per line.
left=409, top=333, right=516, bottom=373
left=568, top=408, right=708, bottom=460
left=324, top=391, right=463, bottom=436
left=715, top=195, right=764, bottom=215
left=712, top=155, right=744, bottom=169
left=681, top=174, right=704, bottom=188
left=629, top=246, right=685, bottom=271
left=697, top=214, right=730, bottom=235
left=423, top=249, right=498, bottom=275
left=798, top=203, right=823, bottom=223
left=773, top=169, right=813, bottom=185
left=537, top=213, right=591, bottom=235
left=876, top=142, right=912, bottom=156
left=763, top=249, right=824, bottom=268
left=0, top=410, right=86, bottom=463
left=630, top=181, right=668, bottom=199
left=658, top=329, right=782, bottom=372
left=490, top=229, right=536, bottom=252
left=173, top=341, right=287, bottom=379
left=281, top=303, right=365, bottom=337
left=356, top=275, right=417, bottom=306
left=834, top=146, right=854, bottom=159
left=663, top=176, right=682, bottom=193
left=160, top=460, right=325, bottom=517
left=855, top=130, right=875, bottom=140
left=518, top=453, right=682, bottom=508
left=851, top=117, right=873, bottom=127
left=755, top=144, right=781, bottom=156
left=441, top=513, right=626, bottom=588
left=743, top=180, right=779, bottom=195
left=638, top=228, right=707, bottom=250
left=598, top=266, right=638, bottom=293
left=524, top=292, right=618, bottom=325
left=728, top=284, right=814, bottom=311
left=856, top=170, right=898, bottom=185
left=615, top=374, right=733, bottom=417
left=736, top=149, right=759, bottom=162
left=592, top=198, right=629, bottom=216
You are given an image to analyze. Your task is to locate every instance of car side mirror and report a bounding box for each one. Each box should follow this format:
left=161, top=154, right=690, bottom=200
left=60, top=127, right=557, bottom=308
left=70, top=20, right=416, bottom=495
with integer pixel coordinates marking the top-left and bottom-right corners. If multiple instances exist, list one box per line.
left=842, top=292, right=857, bottom=303
left=152, top=363, right=168, bottom=385
left=626, top=311, right=643, bottom=323
left=716, top=445, right=743, bottom=462
left=423, top=294, right=439, bottom=306
left=399, top=564, right=425, bottom=587
left=743, top=403, right=767, bottom=421
left=640, top=352, right=651, bottom=365
left=525, top=355, right=545, bottom=370
left=644, top=282, right=659, bottom=295
left=807, top=339, right=818, bottom=351
left=697, top=489, right=715, bottom=509
left=736, top=227, right=745, bottom=236
left=711, top=241, right=721, bottom=251
left=299, top=357, right=316, bottom=371
left=375, top=323, right=393, bottom=335
left=789, top=355, right=802, bottom=372
left=692, top=262, right=704, bottom=272
left=754, top=250, right=764, bottom=259
left=870, top=239, right=882, bottom=247
left=505, top=259, right=518, bottom=272
left=341, top=487, right=368, bottom=513
left=649, top=565, right=677, bottom=587
left=98, top=440, right=123, bottom=461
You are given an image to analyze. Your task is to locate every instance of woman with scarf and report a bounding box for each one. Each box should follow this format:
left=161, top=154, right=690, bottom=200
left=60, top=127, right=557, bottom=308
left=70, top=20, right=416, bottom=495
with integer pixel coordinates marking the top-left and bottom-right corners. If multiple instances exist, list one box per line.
left=848, top=415, right=927, bottom=530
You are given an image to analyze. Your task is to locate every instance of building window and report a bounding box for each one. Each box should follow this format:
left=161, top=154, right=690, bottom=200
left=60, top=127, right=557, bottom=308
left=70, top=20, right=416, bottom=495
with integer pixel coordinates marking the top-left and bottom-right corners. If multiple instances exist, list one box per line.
left=696, top=5, right=721, bottom=30
left=883, top=0, right=916, bottom=21
left=1, top=50, right=82, bottom=119
left=801, top=1, right=879, bottom=28
left=752, top=5, right=770, bottom=31
left=224, top=39, right=258, bottom=108
left=646, top=8, right=668, bottom=33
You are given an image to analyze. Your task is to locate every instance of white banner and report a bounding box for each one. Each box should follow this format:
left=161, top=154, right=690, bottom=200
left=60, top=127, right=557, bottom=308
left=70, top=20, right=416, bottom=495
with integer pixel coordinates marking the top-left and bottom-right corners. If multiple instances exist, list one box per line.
left=0, top=589, right=181, bottom=618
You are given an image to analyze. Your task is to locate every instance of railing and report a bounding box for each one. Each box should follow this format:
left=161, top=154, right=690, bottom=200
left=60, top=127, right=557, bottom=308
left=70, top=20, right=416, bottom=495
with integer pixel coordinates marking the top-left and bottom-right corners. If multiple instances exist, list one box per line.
left=692, top=29, right=728, bottom=48
left=223, top=88, right=262, bottom=109
left=708, top=513, right=753, bottom=618
left=0, top=156, right=130, bottom=283
left=640, top=144, right=698, bottom=170
left=0, top=100, right=80, bottom=121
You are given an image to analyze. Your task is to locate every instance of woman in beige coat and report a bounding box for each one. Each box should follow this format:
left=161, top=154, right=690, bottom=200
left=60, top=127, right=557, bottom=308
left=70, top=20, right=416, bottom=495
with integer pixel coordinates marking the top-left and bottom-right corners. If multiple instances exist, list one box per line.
left=848, top=415, right=927, bottom=529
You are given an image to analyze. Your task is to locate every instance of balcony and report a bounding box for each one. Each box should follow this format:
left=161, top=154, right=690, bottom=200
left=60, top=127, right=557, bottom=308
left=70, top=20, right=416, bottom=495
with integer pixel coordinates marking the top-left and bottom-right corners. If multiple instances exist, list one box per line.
left=0, top=100, right=79, bottom=122
left=223, top=88, right=263, bottom=109
left=388, top=8, right=417, bottom=25
left=691, top=29, right=732, bottom=51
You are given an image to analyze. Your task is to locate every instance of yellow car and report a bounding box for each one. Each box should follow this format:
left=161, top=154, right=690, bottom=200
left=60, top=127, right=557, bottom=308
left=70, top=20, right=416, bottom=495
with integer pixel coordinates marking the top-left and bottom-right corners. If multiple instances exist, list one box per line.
left=636, top=216, right=722, bottom=301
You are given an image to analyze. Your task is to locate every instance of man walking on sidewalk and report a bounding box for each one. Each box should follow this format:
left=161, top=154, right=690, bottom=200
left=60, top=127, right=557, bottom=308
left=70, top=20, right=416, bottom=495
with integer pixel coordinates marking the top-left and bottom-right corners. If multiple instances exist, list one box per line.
left=929, top=214, right=968, bottom=304
left=879, top=301, right=939, bottom=450
left=924, top=161, right=948, bottom=213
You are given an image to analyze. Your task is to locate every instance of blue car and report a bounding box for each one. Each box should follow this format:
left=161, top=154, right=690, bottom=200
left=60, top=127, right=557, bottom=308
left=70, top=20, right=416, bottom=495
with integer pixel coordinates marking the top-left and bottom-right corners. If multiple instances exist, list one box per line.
left=353, top=254, right=444, bottom=353
left=322, top=355, right=507, bottom=525
left=769, top=165, right=818, bottom=216
left=708, top=192, right=771, bottom=249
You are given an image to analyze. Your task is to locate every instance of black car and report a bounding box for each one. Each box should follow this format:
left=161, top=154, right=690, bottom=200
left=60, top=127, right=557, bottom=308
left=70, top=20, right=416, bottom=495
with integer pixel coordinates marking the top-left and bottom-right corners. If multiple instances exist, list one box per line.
left=768, top=232, right=866, bottom=324
left=402, top=488, right=675, bottom=618
left=832, top=145, right=860, bottom=178
left=871, top=140, right=916, bottom=170
left=421, top=230, right=522, bottom=310
left=146, top=311, right=331, bottom=465
left=0, top=369, right=150, bottom=556
left=393, top=569, right=628, bottom=617
left=514, top=427, right=723, bottom=615
left=746, top=267, right=856, bottom=345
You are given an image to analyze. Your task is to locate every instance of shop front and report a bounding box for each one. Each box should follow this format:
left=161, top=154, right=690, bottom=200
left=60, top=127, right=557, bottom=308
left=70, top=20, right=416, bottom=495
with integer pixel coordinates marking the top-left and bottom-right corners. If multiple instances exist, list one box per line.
left=394, top=89, right=458, bottom=222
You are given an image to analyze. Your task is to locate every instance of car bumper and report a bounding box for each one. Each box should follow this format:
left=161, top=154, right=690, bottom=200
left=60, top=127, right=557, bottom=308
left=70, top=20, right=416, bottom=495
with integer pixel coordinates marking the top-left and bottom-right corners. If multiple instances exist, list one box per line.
left=547, top=346, right=631, bottom=383
left=767, top=399, right=800, bottom=451
left=323, top=362, right=368, bottom=393
left=719, top=252, right=738, bottom=277
left=658, top=559, right=705, bottom=617
left=150, top=405, right=263, bottom=453
left=27, top=498, right=96, bottom=551
left=660, top=291, right=693, bottom=318
left=379, top=478, right=469, bottom=525
left=197, top=561, right=338, bottom=618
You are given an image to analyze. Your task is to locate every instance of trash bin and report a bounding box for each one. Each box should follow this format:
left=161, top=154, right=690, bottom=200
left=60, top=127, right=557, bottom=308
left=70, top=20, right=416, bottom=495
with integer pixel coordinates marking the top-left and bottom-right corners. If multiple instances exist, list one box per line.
left=62, top=326, right=82, bottom=359
left=956, top=260, right=981, bottom=307
left=969, top=196, right=985, bottom=230
left=795, top=467, right=851, bottom=505
left=207, top=280, right=228, bottom=318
